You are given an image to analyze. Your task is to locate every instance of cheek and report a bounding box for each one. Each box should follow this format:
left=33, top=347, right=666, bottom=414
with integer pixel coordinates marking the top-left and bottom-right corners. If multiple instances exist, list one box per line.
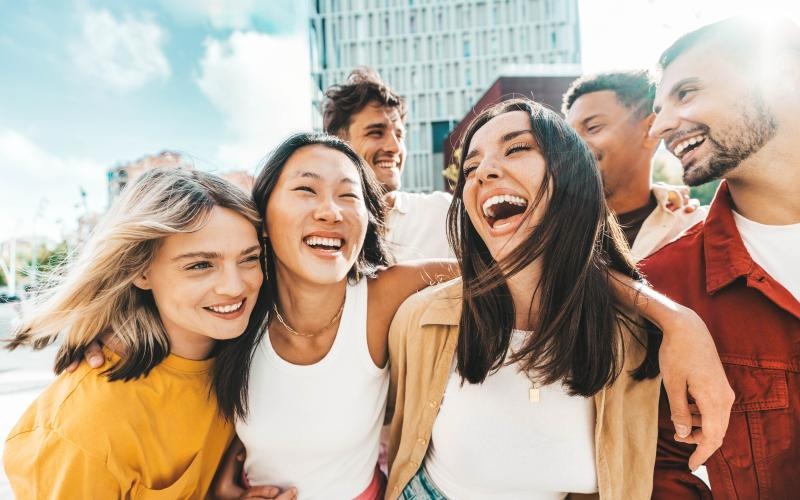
left=461, top=180, right=481, bottom=226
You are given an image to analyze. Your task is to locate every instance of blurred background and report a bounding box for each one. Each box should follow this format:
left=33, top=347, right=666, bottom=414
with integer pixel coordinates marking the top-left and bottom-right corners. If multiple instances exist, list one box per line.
left=1, top=0, right=798, bottom=495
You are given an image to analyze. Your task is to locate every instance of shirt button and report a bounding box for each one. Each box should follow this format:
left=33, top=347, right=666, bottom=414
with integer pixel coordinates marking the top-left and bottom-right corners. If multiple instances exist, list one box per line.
left=410, top=459, right=419, bottom=467
left=428, top=399, right=438, bottom=408
left=417, top=437, right=427, bottom=445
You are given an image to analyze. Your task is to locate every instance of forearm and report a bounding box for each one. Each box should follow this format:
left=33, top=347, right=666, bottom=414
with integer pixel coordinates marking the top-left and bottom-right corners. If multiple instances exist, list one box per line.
left=608, top=270, right=688, bottom=332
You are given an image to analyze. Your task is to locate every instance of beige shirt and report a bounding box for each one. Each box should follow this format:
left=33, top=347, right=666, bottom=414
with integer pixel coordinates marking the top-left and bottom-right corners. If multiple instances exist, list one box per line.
left=631, top=184, right=707, bottom=262
left=384, top=191, right=454, bottom=262
left=386, top=279, right=661, bottom=500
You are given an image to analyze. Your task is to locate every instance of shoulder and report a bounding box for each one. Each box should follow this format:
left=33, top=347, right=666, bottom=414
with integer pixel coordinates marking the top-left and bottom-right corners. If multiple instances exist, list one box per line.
left=640, top=219, right=705, bottom=274
left=398, top=190, right=452, bottom=211
left=390, top=278, right=462, bottom=341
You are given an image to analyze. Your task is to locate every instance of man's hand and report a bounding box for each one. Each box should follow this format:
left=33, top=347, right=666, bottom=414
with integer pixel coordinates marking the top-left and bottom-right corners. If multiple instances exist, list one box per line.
left=657, top=307, right=734, bottom=471
left=658, top=183, right=701, bottom=213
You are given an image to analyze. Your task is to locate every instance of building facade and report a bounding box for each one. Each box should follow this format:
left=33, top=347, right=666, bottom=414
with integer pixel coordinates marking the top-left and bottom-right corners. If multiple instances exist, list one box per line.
left=309, top=0, right=581, bottom=191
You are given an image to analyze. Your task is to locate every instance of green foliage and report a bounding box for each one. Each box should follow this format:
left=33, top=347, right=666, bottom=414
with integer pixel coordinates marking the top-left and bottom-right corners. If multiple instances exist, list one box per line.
left=689, top=179, right=721, bottom=206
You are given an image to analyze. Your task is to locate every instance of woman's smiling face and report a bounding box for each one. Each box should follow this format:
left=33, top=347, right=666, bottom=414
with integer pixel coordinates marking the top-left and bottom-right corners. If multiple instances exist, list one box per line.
left=265, top=144, right=369, bottom=286
left=461, top=110, right=550, bottom=262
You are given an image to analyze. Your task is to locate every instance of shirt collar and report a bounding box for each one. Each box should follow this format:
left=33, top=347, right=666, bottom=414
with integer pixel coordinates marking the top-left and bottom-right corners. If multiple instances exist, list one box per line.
left=388, top=191, right=410, bottom=215
left=419, top=279, right=463, bottom=326
left=703, top=180, right=757, bottom=293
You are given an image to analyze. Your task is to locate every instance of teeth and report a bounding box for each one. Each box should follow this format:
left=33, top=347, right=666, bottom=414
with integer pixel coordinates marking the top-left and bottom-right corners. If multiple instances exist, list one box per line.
left=482, top=194, right=528, bottom=217
left=305, top=236, right=343, bottom=249
left=375, top=161, right=396, bottom=169
left=208, top=301, right=243, bottom=314
left=673, top=135, right=706, bottom=156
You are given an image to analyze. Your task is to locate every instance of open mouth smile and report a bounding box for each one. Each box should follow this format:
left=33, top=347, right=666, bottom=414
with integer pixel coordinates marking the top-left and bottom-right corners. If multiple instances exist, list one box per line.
left=374, top=160, right=399, bottom=170
left=482, top=194, right=529, bottom=229
left=303, top=234, right=345, bottom=258
left=204, top=299, right=247, bottom=319
left=671, top=133, right=707, bottom=159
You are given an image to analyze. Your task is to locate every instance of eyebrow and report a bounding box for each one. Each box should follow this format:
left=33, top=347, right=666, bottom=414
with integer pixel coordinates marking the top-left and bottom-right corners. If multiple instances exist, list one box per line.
left=172, top=244, right=261, bottom=261
left=291, top=170, right=359, bottom=186
left=654, top=77, right=701, bottom=113
left=464, top=129, right=533, bottom=162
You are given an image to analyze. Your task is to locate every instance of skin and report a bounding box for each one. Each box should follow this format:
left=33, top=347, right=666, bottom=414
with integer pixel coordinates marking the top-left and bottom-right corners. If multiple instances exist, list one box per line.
left=341, top=102, right=407, bottom=209
left=214, top=144, right=457, bottom=498
left=461, top=111, right=550, bottom=325
left=566, top=90, right=659, bottom=215
left=651, top=41, right=800, bottom=225
left=133, top=206, right=262, bottom=360
left=463, top=110, right=732, bottom=472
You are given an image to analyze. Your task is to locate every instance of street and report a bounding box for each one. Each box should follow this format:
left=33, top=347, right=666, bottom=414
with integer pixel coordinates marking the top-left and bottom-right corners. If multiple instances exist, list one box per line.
left=0, top=302, right=57, bottom=498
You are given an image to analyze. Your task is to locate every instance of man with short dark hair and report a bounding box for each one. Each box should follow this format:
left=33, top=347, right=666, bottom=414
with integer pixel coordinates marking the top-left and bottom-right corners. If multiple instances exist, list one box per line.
left=564, top=70, right=705, bottom=260
left=323, top=67, right=452, bottom=262
left=643, top=17, right=800, bottom=498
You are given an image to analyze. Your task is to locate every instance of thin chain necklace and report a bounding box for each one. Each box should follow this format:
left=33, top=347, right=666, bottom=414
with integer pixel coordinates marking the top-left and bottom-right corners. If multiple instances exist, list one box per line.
left=272, top=296, right=345, bottom=338
left=510, top=329, right=540, bottom=403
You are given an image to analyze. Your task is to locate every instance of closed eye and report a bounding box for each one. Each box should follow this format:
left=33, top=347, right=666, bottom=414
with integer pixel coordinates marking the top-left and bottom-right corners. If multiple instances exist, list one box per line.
left=506, top=142, right=532, bottom=155
left=292, top=186, right=316, bottom=194
left=241, top=254, right=260, bottom=264
left=340, top=192, right=361, bottom=199
left=463, top=164, right=478, bottom=177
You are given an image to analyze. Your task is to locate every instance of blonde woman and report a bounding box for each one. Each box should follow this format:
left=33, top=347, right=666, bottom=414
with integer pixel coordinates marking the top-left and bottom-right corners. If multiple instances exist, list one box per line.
left=3, top=169, right=271, bottom=498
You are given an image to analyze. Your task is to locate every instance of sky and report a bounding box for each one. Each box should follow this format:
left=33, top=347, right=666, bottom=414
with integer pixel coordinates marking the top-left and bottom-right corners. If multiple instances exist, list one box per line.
left=1, top=0, right=798, bottom=243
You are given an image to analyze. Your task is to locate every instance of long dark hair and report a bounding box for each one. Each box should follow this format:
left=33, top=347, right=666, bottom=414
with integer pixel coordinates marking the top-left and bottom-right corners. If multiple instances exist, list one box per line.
left=215, top=132, right=390, bottom=420
left=448, top=98, right=658, bottom=395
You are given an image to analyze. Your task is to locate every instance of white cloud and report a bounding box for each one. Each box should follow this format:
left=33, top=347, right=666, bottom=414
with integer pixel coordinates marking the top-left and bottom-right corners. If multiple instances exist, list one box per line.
left=161, top=0, right=301, bottom=31
left=0, top=130, right=107, bottom=242
left=196, top=31, right=312, bottom=169
left=71, top=9, right=171, bottom=91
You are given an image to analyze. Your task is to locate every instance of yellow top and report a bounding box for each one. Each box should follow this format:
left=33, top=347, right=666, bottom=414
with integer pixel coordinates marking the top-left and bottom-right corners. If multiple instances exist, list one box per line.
left=385, top=279, right=661, bottom=500
left=4, top=348, right=233, bottom=499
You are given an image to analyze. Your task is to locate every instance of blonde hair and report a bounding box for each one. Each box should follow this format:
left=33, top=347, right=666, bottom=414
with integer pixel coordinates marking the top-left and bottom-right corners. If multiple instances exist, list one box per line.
left=7, top=168, right=262, bottom=380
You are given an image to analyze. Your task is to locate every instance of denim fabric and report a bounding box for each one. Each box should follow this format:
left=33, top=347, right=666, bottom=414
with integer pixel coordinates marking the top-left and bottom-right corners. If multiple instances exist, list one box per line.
left=401, top=467, right=448, bottom=499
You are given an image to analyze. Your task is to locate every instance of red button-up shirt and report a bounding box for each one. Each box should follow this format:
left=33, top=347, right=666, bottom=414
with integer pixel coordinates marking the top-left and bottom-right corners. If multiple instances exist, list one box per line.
left=641, top=181, right=800, bottom=500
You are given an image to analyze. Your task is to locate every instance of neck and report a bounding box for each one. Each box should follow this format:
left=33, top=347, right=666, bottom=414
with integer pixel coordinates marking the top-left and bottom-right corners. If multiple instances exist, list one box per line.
left=726, top=134, right=800, bottom=225
left=166, top=333, right=214, bottom=361
left=383, top=190, right=397, bottom=212
left=273, top=266, right=347, bottom=334
left=606, top=166, right=653, bottom=215
left=504, top=260, right=544, bottom=331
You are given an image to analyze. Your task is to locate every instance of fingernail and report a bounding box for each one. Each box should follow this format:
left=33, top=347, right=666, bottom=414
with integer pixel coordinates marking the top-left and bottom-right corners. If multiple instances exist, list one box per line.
left=90, top=355, right=103, bottom=367
left=675, top=424, right=691, bottom=438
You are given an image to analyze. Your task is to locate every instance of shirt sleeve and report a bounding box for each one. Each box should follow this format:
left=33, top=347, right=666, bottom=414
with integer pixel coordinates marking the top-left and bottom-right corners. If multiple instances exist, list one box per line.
left=4, top=427, right=121, bottom=499
left=652, top=387, right=713, bottom=499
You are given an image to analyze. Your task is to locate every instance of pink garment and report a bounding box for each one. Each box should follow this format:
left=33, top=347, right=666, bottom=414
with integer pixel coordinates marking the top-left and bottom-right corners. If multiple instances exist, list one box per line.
left=353, top=465, right=386, bottom=500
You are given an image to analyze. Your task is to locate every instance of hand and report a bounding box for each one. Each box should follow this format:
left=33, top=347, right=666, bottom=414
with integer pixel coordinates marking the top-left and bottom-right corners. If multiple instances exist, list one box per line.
left=662, top=184, right=700, bottom=213
left=658, top=307, right=734, bottom=471
left=211, top=437, right=298, bottom=500
left=65, top=340, right=105, bottom=372
left=216, top=485, right=297, bottom=500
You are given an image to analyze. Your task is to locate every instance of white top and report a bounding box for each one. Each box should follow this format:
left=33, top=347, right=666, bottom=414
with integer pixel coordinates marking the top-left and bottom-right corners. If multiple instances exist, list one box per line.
left=733, top=210, right=800, bottom=300
left=385, top=190, right=454, bottom=262
left=425, top=330, right=597, bottom=500
left=236, top=279, right=389, bottom=500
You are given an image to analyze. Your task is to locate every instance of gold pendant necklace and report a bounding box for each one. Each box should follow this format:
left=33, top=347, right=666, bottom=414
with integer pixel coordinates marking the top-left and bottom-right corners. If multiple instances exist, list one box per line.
left=272, top=296, right=345, bottom=338
left=510, top=334, right=540, bottom=403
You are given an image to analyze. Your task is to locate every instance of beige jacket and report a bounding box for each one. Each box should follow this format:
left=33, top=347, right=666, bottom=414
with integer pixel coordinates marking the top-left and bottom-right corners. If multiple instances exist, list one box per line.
left=631, top=184, right=707, bottom=262
left=386, top=279, right=661, bottom=499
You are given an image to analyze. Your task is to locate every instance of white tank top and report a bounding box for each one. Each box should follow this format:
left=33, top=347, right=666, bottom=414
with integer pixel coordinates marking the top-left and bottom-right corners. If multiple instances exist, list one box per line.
left=236, top=279, right=388, bottom=499
left=424, top=329, right=598, bottom=499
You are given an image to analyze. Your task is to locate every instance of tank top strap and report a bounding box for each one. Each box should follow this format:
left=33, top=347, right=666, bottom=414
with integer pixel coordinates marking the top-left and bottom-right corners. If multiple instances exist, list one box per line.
left=332, top=277, right=383, bottom=374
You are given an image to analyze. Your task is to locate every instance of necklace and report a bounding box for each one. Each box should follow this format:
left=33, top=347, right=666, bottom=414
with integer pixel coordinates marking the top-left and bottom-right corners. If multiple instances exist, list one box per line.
left=510, top=330, right=540, bottom=403
left=272, top=296, right=345, bottom=338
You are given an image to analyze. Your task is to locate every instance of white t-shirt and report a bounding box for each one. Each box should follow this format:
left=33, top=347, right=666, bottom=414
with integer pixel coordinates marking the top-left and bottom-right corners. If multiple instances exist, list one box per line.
left=424, top=330, right=597, bottom=499
left=236, top=279, right=388, bottom=499
left=733, top=211, right=800, bottom=301
left=385, top=190, right=454, bottom=262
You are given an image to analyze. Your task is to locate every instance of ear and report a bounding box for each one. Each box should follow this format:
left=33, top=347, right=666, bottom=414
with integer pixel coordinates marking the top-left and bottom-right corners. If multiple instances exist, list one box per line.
left=133, top=270, right=152, bottom=291
left=642, top=113, right=659, bottom=149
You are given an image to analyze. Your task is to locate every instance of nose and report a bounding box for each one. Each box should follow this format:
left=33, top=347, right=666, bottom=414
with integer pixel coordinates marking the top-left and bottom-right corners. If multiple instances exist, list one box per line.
left=475, top=156, right=501, bottom=184
left=313, top=195, right=344, bottom=223
left=382, top=132, right=401, bottom=154
left=649, top=103, right=679, bottom=141
left=215, top=264, right=247, bottom=297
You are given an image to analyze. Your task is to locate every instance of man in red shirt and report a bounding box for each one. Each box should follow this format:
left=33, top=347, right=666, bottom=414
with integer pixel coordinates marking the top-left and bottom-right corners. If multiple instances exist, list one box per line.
left=643, top=17, right=800, bottom=499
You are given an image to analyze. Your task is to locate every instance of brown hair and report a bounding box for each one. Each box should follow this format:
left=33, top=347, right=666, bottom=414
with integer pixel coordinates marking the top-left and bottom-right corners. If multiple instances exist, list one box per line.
left=322, top=66, right=407, bottom=137
left=448, top=98, right=658, bottom=395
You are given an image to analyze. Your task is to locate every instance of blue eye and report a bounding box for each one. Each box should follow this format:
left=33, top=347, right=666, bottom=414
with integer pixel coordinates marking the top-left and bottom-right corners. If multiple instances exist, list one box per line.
left=187, top=262, right=211, bottom=271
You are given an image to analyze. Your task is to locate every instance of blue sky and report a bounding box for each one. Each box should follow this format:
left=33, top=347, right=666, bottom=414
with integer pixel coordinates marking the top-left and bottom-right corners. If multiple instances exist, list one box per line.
left=1, top=0, right=796, bottom=242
